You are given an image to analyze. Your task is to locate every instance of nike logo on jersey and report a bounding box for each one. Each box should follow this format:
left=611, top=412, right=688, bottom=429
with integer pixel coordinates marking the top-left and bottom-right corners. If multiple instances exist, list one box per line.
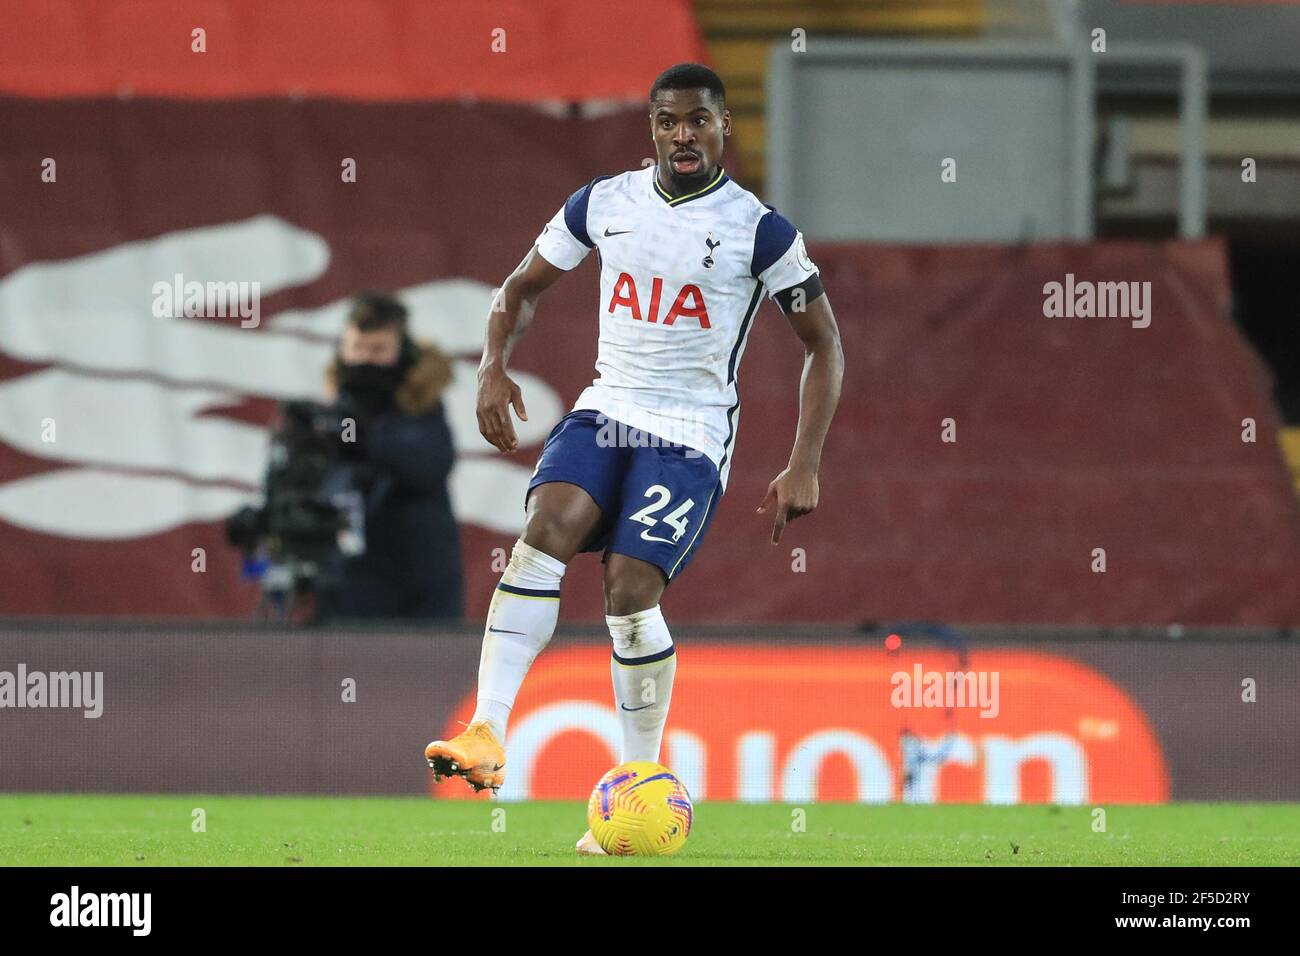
left=620, top=703, right=654, bottom=712
left=604, top=227, right=633, bottom=237
left=488, top=626, right=529, bottom=636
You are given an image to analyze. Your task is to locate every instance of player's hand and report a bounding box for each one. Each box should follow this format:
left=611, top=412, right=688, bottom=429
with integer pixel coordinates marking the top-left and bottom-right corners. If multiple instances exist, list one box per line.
left=476, top=365, right=528, bottom=453
left=756, top=466, right=819, bottom=544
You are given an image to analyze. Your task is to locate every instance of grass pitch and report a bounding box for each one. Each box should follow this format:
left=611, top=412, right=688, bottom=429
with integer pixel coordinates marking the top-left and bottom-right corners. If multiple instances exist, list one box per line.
left=1, top=795, right=1297, bottom=866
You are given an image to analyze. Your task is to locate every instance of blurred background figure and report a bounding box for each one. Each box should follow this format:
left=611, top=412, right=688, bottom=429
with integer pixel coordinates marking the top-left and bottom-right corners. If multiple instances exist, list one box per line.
left=316, top=293, right=463, bottom=622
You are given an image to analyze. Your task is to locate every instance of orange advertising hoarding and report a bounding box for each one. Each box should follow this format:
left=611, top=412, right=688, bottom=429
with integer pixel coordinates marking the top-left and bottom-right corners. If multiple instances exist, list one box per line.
left=435, top=645, right=1170, bottom=804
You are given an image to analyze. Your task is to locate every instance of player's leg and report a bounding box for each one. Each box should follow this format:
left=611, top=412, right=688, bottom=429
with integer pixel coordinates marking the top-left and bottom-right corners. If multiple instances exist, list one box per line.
left=604, top=553, right=674, bottom=763
left=425, top=485, right=602, bottom=792
left=469, top=482, right=602, bottom=741
left=579, top=439, right=719, bottom=854
left=426, top=411, right=620, bottom=793
left=603, top=438, right=721, bottom=765
left=579, top=557, right=672, bottom=856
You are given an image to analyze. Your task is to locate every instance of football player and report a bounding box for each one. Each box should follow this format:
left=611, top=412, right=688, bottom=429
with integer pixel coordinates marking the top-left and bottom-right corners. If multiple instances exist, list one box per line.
left=426, top=63, right=844, bottom=853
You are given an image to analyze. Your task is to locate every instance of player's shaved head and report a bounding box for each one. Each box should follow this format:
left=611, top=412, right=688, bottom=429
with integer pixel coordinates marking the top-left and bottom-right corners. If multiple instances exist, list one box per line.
left=648, top=64, right=731, bottom=197
left=649, top=63, right=725, bottom=107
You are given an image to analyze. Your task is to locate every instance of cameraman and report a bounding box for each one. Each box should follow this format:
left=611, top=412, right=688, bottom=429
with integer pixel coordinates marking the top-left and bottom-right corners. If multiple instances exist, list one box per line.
left=315, top=292, right=463, bottom=622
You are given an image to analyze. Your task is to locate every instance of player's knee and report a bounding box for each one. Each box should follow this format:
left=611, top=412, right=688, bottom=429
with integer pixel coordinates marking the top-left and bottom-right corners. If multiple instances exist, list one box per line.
left=502, top=537, right=565, bottom=582
left=521, top=508, right=584, bottom=563
left=603, top=572, right=663, bottom=617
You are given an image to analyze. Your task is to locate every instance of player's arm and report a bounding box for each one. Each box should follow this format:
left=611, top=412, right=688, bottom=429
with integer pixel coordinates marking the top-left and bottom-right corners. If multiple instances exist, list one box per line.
left=756, top=285, right=844, bottom=544
left=478, top=180, right=601, bottom=453
left=477, top=247, right=566, bottom=453
left=750, top=211, right=845, bottom=543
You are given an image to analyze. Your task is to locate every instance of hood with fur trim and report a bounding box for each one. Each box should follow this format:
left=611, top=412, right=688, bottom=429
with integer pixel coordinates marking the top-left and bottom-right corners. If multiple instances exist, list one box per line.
left=325, top=339, right=453, bottom=414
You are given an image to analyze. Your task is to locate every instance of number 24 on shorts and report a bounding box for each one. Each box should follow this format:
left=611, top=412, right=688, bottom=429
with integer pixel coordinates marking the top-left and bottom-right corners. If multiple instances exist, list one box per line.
left=629, top=485, right=695, bottom=544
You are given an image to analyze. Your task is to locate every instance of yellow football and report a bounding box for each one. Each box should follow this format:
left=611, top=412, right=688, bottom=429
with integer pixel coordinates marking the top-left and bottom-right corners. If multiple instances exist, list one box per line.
left=586, top=761, right=693, bottom=856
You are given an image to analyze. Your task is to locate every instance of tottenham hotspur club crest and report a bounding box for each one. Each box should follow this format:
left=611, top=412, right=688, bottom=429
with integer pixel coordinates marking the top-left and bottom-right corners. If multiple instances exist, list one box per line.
left=702, top=232, right=720, bottom=269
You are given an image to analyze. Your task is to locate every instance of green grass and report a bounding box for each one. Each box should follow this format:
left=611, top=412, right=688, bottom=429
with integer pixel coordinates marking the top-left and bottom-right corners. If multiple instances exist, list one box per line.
left=1, top=795, right=1297, bottom=866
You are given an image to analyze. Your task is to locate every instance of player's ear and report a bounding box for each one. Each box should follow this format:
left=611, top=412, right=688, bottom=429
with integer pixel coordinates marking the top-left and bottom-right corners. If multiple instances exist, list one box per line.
left=721, top=109, right=733, bottom=136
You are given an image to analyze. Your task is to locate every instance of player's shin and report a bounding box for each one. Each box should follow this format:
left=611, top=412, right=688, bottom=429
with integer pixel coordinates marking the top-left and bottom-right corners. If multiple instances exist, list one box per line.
left=608, top=605, right=677, bottom=763
left=470, top=539, right=565, bottom=742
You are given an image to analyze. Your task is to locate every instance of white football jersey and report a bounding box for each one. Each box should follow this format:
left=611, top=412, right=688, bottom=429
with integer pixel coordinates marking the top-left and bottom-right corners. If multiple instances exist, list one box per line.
left=534, top=164, right=819, bottom=489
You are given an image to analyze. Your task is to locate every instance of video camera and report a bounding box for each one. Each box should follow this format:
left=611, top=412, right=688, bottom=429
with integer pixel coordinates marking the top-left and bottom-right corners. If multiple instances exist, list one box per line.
left=225, top=400, right=366, bottom=614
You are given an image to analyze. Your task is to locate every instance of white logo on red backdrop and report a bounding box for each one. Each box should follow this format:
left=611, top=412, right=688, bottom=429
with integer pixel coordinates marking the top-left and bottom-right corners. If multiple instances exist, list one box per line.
left=0, top=215, right=563, bottom=539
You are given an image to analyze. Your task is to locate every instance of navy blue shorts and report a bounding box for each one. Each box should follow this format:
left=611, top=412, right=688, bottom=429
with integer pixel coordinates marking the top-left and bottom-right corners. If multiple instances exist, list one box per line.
left=526, top=410, right=723, bottom=582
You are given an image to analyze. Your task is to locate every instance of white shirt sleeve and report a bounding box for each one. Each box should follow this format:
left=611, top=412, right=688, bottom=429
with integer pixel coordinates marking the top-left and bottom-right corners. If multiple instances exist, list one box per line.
left=534, top=203, right=592, bottom=271
left=757, top=230, right=818, bottom=299
left=535, top=176, right=612, bottom=271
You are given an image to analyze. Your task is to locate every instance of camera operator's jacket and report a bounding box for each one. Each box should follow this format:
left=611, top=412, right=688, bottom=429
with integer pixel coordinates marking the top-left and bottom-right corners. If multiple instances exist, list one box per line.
left=321, top=342, right=463, bottom=620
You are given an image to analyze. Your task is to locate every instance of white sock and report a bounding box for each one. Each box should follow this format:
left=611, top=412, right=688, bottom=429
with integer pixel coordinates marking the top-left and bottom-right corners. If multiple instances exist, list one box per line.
left=470, top=539, right=565, bottom=743
left=608, top=605, right=677, bottom=764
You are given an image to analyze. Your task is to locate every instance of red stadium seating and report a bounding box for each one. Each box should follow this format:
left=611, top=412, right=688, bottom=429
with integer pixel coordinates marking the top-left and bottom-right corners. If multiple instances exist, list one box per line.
left=0, top=0, right=708, bottom=102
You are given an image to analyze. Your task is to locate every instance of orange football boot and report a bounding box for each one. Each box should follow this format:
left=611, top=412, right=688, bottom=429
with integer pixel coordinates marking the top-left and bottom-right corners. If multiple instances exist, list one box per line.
left=424, top=721, right=506, bottom=794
